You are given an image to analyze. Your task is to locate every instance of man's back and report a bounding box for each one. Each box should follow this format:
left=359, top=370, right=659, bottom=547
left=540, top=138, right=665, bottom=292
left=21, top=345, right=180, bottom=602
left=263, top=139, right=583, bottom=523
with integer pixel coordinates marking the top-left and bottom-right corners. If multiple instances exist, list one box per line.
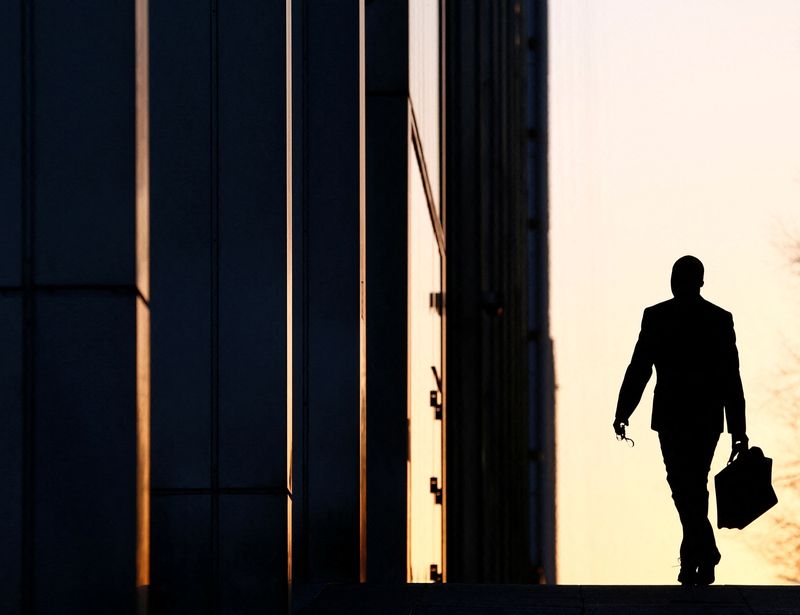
left=616, top=295, right=745, bottom=434
left=646, top=297, right=741, bottom=432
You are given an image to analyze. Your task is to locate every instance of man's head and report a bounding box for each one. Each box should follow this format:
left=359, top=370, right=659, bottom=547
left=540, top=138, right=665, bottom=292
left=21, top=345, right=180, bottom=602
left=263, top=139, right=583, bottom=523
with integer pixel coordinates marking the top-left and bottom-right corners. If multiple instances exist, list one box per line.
left=671, top=255, right=704, bottom=298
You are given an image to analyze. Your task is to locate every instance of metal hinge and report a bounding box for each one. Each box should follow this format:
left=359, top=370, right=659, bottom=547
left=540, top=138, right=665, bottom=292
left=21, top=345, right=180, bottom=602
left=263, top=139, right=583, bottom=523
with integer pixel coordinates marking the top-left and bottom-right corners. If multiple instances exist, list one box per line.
left=430, top=564, right=443, bottom=583
left=429, top=292, right=443, bottom=315
left=430, top=390, right=442, bottom=420
left=430, top=477, right=442, bottom=504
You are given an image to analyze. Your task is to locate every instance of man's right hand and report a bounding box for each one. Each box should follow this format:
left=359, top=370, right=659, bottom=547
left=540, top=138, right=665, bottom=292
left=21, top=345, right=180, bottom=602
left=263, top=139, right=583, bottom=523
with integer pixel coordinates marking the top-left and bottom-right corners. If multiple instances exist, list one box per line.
left=613, top=418, right=628, bottom=437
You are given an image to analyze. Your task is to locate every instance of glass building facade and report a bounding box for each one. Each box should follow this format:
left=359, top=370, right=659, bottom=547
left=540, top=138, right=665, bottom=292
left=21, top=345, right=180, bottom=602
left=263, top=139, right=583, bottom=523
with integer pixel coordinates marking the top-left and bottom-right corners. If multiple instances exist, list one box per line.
left=0, top=1, right=551, bottom=612
left=407, top=0, right=445, bottom=583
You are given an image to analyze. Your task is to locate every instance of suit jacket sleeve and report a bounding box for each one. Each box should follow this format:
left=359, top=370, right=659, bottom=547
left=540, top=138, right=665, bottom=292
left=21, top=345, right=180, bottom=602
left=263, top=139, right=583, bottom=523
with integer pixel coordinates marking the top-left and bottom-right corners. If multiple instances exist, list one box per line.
left=722, top=312, right=746, bottom=435
left=615, top=309, right=654, bottom=422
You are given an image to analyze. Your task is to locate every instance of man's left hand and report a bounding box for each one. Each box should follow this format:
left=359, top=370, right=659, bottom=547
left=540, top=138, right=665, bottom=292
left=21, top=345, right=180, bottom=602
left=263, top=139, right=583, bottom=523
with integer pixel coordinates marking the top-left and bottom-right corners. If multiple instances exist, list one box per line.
left=731, top=433, right=749, bottom=459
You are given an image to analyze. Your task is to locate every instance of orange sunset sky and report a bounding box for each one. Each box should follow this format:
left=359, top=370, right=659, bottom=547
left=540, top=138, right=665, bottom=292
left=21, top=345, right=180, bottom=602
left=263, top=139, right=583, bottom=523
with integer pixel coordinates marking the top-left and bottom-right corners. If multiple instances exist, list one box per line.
left=550, top=0, right=800, bottom=584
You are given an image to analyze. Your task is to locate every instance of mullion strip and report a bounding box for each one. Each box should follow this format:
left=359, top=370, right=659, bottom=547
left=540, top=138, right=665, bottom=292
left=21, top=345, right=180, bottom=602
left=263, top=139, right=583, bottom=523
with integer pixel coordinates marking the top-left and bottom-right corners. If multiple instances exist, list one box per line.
left=209, top=0, right=221, bottom=610
left=20, top=0, right=36, bottom=610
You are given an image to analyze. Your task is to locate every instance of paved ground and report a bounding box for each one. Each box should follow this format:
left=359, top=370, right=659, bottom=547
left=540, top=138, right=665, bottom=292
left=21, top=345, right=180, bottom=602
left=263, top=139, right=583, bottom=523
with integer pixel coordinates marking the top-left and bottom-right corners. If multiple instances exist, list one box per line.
left=295, top=584, right=800, bottom=615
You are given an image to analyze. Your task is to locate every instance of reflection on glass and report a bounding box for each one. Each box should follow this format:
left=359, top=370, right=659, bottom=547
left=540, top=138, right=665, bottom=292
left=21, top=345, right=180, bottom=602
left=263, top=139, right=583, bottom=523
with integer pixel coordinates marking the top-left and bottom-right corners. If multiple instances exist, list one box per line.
left=135, top=0, right=151, bottom=590
left=407, top=138, right=443, bottom=582
left=409, top=0, right=441, bottom=213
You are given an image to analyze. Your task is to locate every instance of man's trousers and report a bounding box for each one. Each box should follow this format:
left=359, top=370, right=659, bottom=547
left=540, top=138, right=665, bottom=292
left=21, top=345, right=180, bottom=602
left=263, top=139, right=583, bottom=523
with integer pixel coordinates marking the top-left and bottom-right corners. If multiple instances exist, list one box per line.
left=658, top=430, right=721, bottom=567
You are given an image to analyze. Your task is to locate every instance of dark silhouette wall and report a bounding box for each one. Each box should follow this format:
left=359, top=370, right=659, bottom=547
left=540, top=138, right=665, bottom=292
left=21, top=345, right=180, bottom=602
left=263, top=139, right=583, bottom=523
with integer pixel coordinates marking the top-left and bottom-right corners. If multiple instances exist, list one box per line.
left=1, top=2, right=139, bottom=612
left=445, top=0, right=555, bottom=584
left=291, top=0, right=366, bottom=585
left=148, top=1, right=290, bottom=611
left=0, top=1, right=553, bottom=611
left=364, top=0, right=411, bottom=583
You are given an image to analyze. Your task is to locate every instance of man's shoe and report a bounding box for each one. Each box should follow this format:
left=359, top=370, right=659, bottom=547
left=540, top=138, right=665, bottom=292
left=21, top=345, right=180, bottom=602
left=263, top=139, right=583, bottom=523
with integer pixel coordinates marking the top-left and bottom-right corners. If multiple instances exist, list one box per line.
left=678, top=565, right=698, bottom=586
left=696, top=565, right=715, bottom=586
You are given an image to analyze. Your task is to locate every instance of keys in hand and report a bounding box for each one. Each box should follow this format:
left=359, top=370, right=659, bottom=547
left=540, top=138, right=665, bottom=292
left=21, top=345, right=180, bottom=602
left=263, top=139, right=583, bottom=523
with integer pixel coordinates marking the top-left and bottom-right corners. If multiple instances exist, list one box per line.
left=613, top=419, right=635, bottom=447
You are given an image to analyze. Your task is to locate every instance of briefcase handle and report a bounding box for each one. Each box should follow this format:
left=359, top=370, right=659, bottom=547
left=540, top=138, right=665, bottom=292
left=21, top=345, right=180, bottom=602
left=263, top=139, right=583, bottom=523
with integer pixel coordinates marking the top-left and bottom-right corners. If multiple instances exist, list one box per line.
left=727, top=435, right=751, bottom=465
left=727, top=445, right=765, bottom=466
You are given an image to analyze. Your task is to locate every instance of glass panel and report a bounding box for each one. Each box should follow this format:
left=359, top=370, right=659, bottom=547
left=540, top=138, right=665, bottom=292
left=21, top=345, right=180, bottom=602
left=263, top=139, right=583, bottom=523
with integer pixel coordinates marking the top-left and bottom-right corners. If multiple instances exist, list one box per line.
left=409, top=0, right=440, bottom=213
left=407, top=140, right=443, bottom=582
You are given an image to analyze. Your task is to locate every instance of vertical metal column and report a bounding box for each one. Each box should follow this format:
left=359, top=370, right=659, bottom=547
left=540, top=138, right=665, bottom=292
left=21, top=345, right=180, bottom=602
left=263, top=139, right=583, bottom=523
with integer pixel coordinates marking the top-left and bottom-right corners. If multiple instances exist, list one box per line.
left=445, top=0, right=551, bottom=583
left=3, top=2, right=140, bottom=612
left=293, top=0, right=366, bottom=585
left=525, top=0, right=556, bottom=584
left=364, top=0, right=410, bottom=584
left=149, top=1, right=291, bottom=611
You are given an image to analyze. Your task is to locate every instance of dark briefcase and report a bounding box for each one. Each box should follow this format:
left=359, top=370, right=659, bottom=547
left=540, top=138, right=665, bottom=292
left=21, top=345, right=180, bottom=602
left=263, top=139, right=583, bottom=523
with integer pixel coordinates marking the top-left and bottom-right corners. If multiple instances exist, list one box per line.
left=715, top=446, right=778, bottom=530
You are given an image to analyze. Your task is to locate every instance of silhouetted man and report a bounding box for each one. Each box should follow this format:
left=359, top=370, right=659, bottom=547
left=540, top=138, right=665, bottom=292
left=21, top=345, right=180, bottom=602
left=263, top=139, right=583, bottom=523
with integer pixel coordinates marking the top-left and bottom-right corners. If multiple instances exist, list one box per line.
left=613, top=255, right=748, bottom=586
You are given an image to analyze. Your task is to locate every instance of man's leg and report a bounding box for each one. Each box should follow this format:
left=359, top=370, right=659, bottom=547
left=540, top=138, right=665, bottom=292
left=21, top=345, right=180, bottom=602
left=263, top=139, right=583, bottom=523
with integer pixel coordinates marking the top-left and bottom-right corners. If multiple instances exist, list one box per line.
left=659, top=431, right=721, bottom=580
left=691, top=431, right=721, bottom=583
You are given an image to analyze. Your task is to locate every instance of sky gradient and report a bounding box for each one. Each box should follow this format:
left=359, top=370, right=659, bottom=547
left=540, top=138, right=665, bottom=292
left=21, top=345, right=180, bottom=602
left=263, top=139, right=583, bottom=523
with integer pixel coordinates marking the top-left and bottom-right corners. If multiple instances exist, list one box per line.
left=550, top=0, right=800, bottom=584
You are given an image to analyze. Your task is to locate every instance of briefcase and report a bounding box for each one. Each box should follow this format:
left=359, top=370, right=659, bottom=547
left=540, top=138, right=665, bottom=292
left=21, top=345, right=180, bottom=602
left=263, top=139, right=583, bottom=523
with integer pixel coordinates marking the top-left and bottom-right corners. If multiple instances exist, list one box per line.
left=715, top=446, right=778, bottom=529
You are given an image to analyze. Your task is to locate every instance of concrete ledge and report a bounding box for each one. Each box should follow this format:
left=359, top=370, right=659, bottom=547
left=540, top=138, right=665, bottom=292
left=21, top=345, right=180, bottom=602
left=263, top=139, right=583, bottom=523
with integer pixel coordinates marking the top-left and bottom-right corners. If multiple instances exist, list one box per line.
left=295, top=583, right=800, bottom=615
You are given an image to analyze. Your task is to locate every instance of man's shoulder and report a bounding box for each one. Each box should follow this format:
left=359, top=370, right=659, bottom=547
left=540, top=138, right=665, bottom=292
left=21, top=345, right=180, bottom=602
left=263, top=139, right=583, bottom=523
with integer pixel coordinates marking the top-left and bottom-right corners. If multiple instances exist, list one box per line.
left=699, top=297, right=733, bottom=321
left=643, top=297, right=733, bottom=322
left=643, top=299, right=673, bottom=316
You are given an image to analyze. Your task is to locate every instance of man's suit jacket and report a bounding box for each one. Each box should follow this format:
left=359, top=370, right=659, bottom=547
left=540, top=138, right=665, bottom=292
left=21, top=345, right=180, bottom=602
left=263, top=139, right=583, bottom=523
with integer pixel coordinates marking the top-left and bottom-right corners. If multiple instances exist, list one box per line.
left=616, top=296, right=746, bottom=434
